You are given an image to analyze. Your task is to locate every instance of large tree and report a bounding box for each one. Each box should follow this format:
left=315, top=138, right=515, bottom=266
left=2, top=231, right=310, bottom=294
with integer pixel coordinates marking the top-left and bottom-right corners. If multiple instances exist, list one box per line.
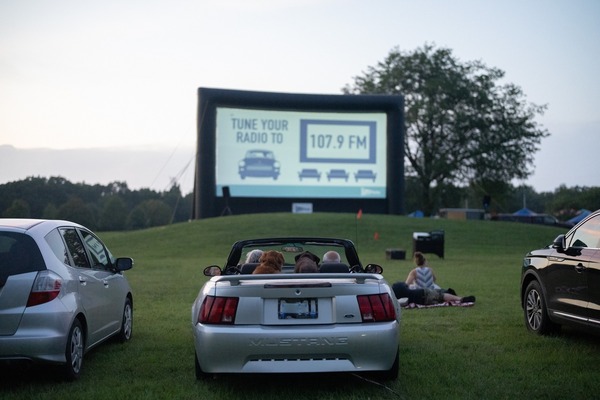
left=343, top=44, right=549, bottom=215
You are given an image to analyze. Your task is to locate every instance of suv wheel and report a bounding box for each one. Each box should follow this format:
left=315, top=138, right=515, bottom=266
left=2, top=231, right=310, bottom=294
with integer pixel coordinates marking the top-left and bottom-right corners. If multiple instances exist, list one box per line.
left=524, top=280, right=559, bottom=335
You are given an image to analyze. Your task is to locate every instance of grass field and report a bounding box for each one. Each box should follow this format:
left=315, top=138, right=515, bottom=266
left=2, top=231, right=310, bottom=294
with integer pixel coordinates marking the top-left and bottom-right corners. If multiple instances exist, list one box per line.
left=1, top=212, right=599, bottom=399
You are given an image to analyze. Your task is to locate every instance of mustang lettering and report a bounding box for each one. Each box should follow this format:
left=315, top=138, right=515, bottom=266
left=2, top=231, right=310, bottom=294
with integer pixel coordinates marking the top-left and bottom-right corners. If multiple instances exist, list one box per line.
left=249, top=337, right=348, bottom=347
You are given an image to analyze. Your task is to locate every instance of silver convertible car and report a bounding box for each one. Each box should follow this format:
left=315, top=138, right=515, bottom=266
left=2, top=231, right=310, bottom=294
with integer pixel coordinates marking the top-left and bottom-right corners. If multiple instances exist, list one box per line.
left=191, top=237, right=400, bottom=380
left=0, top=219, right=134, bottom=380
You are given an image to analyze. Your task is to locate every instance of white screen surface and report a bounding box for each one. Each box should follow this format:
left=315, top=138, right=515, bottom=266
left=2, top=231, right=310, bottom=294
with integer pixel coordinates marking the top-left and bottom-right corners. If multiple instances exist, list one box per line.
left=215, top=107, right=387, bottom=198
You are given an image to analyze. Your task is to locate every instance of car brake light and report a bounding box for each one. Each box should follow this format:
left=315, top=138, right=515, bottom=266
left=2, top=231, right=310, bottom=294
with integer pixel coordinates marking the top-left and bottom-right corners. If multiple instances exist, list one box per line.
left=198, top=295, right=239, bottom=325
left=357, top=293, right=396, bottom=322
left=27, top=271, right=62, bottom=307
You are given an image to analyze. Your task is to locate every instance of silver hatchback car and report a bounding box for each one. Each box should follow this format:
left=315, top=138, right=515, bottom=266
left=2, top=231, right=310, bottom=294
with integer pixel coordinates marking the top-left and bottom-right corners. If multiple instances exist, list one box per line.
left=0, top=219, right=133, bottom=380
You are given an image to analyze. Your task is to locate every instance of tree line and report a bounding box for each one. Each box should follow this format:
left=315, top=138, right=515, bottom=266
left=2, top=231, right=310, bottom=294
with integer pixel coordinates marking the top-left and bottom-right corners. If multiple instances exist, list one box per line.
left=1, top=176, right=598, bottom=231
left=0, top=176, right=193, bottom=231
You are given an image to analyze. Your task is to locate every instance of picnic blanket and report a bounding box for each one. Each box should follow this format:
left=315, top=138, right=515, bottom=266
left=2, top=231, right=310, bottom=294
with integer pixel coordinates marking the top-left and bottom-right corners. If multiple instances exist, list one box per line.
left=402, top=301, right=475, bottom=309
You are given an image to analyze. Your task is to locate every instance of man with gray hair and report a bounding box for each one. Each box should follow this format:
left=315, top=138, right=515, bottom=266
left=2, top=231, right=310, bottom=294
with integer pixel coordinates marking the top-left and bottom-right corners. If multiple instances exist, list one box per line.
left=244, top=249, right=263, bottom=263
left=322, top=250, right=341, bottom=263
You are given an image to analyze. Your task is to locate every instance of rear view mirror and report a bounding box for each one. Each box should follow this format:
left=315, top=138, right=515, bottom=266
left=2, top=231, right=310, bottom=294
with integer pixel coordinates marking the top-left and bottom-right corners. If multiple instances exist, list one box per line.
left=364, top=264, right=383, bottom=274
left=204, top=266, right=222, bottom=276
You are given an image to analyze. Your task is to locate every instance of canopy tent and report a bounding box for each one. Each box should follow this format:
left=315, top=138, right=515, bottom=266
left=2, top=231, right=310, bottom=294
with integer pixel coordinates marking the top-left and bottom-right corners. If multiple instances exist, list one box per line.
left=513, top=208, right=537, bottom=216
left=566, top=209, right=592, bottom=226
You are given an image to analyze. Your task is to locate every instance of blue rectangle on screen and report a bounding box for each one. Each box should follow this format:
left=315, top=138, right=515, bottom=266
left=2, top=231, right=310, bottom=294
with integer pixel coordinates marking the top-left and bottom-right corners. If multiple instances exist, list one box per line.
left=299, top=120, right=377, bottom=163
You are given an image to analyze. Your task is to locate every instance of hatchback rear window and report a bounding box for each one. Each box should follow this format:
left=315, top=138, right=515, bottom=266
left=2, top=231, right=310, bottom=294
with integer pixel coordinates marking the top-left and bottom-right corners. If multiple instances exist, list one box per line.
left=0, top=232, right=46, bottom=285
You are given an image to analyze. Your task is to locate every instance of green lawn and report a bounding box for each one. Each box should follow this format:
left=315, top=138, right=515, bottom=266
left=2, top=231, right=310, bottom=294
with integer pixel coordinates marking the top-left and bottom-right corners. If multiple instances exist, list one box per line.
left=2, top=213, right=599, bottom=399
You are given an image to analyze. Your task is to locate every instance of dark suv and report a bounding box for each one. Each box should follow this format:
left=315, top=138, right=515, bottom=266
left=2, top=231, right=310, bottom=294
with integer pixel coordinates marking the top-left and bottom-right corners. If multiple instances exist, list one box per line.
left=521, top=209, right=600, bottom=335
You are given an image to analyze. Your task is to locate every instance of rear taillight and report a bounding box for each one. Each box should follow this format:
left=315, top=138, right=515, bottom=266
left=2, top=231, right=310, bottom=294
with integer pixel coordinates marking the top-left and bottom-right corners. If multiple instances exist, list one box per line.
left=198, top=295, right=239, bottom=324
left=357, top=293, right=396, bottom=322
left=27, top=271, right=62, bottom=307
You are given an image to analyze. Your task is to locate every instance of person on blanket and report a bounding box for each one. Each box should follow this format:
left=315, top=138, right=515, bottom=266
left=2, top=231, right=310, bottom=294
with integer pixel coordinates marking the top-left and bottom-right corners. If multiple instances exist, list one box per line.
left=405, top=251, right=441, bottom=290
left=392, top=281, right=476, bottom=305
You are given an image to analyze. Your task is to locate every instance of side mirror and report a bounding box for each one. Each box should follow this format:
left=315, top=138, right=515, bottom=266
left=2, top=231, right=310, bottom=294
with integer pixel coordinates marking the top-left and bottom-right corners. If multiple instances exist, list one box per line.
left=364, top=264, right=383, bottom=274
left=115, top=257, right=133, bottom=272
left=552, top=234, right=566, bottom=253
left=204, top=266, right=222, bottom=276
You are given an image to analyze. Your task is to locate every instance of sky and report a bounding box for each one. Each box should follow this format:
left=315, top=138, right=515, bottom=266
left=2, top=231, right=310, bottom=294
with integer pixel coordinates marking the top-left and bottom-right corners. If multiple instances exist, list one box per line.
left=1, top=0, right=599, bottom=195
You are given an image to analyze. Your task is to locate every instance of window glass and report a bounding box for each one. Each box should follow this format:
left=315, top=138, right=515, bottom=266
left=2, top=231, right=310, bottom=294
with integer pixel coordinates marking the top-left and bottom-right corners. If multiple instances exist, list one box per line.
left=0, top=232, right=45, bottom=277
left=60, top=228, right=89, bottom=268
left=569, top=215, right=600, bottom=249
left=80, top=230, right=110, bottom=269
left=45, top=229, right=71, bottom=265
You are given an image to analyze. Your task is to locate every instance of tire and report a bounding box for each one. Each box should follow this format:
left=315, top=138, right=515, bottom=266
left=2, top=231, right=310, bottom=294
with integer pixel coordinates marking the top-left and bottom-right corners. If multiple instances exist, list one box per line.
left=524, top=280, right=560, bottom=335
left=195, top=351, right=210, bottom=380
left=63, top=319, right=84, bottom=381
left=117, top=297, right=133, bottom=342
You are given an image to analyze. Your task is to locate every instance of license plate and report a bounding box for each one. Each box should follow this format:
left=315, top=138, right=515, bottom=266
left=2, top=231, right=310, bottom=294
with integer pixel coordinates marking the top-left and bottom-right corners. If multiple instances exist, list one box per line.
left=278, top=298, right=318, bottom=319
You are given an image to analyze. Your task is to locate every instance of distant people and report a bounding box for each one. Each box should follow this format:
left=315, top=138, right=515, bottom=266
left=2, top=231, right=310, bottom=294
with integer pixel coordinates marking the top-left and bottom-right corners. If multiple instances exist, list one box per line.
left=294, top=251, right=320, bottom=273
left=244, top=249, right=263, bottom=264
left=392, top=282, right=475, bottom=305
left=253, top=250, right=284, bottom=274
left=405, top=251, right=441, bottom=289
left=322, top=251, right=341, bottom=263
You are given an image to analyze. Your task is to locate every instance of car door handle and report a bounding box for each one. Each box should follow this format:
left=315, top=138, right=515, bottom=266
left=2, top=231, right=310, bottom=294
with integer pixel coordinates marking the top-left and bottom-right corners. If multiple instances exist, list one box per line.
left=575, top=263, right=586, bottom=273
left=78, top=276, right=87, bottom=286
left=103, top=279, right=109, bottom=287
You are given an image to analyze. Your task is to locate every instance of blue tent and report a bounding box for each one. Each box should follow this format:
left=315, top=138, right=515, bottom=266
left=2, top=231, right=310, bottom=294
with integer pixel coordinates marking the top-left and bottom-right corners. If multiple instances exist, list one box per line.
left=408, top=210, right=424, bottom=218
left=513, top=208, right=537, bottom=216
left=566, top=209, right=591, bottom=226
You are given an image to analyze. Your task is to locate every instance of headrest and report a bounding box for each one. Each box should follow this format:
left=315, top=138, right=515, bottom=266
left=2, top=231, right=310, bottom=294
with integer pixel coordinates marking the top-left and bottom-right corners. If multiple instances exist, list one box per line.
left=319, top=263, right=349, bottom=273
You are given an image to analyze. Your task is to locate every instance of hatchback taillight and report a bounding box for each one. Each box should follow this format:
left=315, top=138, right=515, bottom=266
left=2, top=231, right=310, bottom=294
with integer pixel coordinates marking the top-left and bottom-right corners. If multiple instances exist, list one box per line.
left=357, top=293, right=396, bottom=322
left=27, top=270, right=62, bottom=307
left=198, top=295, right=239, bottom=324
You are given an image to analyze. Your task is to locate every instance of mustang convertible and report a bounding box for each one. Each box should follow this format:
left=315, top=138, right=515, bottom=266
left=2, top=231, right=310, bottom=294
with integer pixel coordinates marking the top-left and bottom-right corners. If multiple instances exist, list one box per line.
left=191, top=237, right=400, bottom=380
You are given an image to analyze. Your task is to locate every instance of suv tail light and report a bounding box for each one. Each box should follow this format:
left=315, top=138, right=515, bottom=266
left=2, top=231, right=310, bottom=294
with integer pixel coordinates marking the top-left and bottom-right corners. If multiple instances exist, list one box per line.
left=198, top=295, right=239, bottom=324
left=357, top=293, right=396, bottom=322
left=27, top=270, right=62, bottom=307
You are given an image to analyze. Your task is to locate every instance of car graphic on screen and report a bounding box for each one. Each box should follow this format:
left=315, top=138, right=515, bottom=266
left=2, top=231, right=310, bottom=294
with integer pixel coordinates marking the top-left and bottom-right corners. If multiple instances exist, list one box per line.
left=238, top=150, right=280, bottom=180
left=327, top=169, right=349, bottom=182
left=298, top=168, right=321, bottom=181
left=354, top=169, right=377, bottom=182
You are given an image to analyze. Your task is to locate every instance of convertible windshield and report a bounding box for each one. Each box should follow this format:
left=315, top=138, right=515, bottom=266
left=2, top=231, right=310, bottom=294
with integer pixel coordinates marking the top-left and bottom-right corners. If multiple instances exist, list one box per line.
left=240, top=242, right=347, bottom=266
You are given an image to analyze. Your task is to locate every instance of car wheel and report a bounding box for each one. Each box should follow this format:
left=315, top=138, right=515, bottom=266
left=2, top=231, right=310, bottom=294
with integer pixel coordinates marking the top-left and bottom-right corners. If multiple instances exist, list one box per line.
left=117, top=298, right=133, bottom=342
left=195, top=351, right=210, bottom=380
left=524, top=280, right=559, bottom=335
left=63, top=319, right=84, bottom=381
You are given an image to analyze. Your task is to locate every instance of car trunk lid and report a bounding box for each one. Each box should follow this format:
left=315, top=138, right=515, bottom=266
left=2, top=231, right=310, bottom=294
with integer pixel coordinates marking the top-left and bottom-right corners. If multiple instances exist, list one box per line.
left=206, top=274, right=392, bottom=326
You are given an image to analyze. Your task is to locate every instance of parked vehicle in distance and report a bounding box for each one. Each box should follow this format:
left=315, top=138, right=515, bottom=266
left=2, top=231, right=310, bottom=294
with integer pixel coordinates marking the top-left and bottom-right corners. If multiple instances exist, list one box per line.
left=492, top=213, right=559, bottom=226
left=0, top=219, right=134, bottom=380
left=192, top=237, right=400, bottom=380
left=521, top=209, right=600, bottom=335
left=238, top=149, right=281, bottom=179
